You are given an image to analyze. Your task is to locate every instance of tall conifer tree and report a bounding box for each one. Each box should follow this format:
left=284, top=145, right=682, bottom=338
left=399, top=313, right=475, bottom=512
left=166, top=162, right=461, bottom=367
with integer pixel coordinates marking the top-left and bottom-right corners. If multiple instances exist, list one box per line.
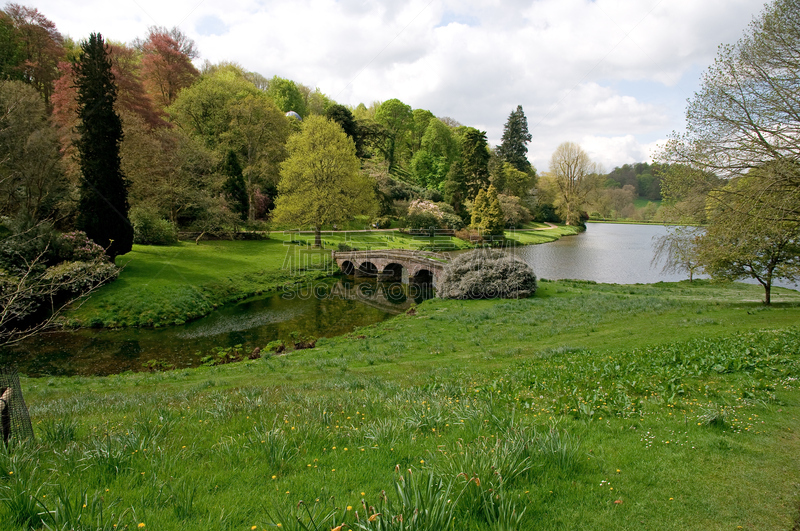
left=221, top=150, right=248, bottom=221
left=75, top=33, right=132, bottom=259
left=497, top=105, right=532, bottom=173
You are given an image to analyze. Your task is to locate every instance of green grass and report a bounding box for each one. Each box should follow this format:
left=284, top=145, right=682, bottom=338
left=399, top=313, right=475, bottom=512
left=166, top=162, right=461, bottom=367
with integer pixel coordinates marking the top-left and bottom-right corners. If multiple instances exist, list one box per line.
left=633, top=198, right=662, bottom=209
left=504, top=225, right=581, bottom=245
left=65, top=240, right=331, bottom=328
left=11, top=280, right=800, bottom=530
left=270, top=230, right=474, bottom=252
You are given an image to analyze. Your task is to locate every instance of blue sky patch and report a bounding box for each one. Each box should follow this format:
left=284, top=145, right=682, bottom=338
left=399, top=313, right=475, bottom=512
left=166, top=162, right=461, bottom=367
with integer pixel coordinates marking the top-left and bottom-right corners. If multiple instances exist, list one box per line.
left=196, top=15, right=228, bottom=37
left=437, top=10, right=479, bottom=28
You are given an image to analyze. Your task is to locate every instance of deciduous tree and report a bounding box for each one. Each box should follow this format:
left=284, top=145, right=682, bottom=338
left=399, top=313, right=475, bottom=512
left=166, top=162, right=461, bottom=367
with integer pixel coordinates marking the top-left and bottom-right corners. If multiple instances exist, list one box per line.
left=660, top=0, right=800, bottom=223
left=375, top=98, right=412, bottom=172
left=266, top=76, right=306, bottom=116
left=697, top=172, right=800, bottom=304
left=546, top=141, right=601, bottom=227
left=0, top=80, right=66, bottom=220
left=140, top=27, right=199, bottom=108
left=272, top=116, right=377, bottom=247
left=651, top=226, right=703, bottom=282
left=4, top=4, right=64, bottom=107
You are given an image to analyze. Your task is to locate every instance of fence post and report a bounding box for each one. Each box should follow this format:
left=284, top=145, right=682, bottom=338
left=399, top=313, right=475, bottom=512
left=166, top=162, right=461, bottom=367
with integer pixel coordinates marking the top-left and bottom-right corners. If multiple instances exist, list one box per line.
left=0, top=367, right=34, bottom=445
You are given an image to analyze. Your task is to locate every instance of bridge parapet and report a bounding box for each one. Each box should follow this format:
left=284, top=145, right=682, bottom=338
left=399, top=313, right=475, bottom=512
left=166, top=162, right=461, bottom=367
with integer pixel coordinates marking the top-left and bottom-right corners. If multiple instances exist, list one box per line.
left=332, top=249, right=449, bottom=289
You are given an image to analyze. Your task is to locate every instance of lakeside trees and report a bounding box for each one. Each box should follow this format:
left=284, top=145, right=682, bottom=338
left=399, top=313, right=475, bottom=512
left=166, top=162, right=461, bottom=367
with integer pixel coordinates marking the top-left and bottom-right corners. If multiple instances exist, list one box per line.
left=656, top=0, right=800, bottom=303
left=545, top=142, right=601, bottom=227
left=660, top=0, right=800, bottom=224
left=698, top=173, right=800, bottom=304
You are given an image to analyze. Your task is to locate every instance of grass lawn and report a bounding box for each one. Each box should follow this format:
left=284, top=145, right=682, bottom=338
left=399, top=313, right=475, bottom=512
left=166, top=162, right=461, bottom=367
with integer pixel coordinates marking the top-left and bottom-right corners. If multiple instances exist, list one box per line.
left=9, top=280, right=800, bottom=530
left=504, top=225, right=580, bottom=245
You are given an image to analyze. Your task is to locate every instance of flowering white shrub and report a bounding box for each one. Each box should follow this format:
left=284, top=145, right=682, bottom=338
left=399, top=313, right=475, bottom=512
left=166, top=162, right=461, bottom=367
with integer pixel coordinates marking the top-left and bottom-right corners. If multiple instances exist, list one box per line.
left=438, top=249, right=537, bottom=299
left=407, top=199, right=464, bottom=234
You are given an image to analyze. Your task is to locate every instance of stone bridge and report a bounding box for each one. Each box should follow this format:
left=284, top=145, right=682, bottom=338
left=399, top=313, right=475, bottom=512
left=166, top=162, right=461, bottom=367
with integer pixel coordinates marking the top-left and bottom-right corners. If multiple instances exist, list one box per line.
left=332, top=250, right=449, bottom=288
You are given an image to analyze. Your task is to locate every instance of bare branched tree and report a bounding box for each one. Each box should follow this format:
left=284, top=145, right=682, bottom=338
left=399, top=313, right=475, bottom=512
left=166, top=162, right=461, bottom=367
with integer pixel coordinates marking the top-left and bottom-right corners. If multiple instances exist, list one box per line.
left=0, top=246, right=119, bottom=347
left=659, top=0, right=800, bottom=223
left=651, top=226, right=704, bottom=282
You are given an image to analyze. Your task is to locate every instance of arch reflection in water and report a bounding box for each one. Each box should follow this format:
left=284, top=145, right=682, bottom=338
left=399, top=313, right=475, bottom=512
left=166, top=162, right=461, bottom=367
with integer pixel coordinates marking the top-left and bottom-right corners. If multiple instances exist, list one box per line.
left=282, top=278, right=434, bottom=309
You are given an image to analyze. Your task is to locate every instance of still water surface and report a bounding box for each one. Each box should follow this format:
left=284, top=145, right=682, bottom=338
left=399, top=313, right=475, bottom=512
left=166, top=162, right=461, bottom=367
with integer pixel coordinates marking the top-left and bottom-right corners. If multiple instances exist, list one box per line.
left=2, top=279, right=429, bottom=377
left=511, top=223, right=798, bottom=289
left=512, top=223, right=687, bottom=284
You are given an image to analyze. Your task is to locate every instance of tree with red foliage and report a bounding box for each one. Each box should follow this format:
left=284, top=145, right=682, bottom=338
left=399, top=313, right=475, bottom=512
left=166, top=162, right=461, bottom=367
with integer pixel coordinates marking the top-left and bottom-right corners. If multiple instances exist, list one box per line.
left=51, top=42, right=168, bottom=183
left=4, top=4, right=64, bottom=107
left=139, top=27, right=199, bottom=108
left=109, top=43, right=167, bottom=128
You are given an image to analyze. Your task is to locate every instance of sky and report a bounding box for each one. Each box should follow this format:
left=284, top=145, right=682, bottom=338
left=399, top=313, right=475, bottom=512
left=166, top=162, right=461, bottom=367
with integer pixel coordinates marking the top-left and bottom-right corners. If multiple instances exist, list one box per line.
left=26, top=0, right=769, bottom=173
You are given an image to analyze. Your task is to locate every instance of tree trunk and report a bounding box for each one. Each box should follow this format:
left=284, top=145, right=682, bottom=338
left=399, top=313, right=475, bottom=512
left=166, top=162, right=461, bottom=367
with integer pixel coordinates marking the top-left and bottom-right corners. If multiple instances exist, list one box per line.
left=315, top=225, right=322, bottom=248
left=764, top=281, right=771, bottom=305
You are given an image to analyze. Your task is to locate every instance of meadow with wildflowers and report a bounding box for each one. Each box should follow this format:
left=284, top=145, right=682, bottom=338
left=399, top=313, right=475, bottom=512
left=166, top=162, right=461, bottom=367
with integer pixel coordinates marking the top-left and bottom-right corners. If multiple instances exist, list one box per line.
left=5, top=279, right=800, bottom=530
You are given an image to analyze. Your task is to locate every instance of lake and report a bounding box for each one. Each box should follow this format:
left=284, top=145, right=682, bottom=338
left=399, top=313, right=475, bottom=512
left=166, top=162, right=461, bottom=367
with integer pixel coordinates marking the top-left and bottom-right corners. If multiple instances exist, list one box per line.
left=510, top=223, right=798, bottom=289
left=511, top=223, right=687, bottom=283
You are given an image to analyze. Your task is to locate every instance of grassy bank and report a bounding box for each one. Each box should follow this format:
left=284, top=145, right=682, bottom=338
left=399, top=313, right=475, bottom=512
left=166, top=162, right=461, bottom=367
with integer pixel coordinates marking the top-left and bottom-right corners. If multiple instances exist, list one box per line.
left=64, top=240, right=330, bottom=328
left=65, top=227, right=574, bottom=328
left=9, top=280, right=800, bottom=530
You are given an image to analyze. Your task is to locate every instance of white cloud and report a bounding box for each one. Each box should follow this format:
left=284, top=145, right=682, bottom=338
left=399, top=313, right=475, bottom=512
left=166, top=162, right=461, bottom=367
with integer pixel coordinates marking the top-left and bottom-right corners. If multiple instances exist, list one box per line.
left=25, top=0, right=768, bottom=170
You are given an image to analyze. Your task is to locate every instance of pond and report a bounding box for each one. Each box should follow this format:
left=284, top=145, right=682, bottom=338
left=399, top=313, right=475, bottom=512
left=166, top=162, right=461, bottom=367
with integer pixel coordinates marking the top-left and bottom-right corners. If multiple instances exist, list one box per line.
left=2, top=278, right=432, bottom=377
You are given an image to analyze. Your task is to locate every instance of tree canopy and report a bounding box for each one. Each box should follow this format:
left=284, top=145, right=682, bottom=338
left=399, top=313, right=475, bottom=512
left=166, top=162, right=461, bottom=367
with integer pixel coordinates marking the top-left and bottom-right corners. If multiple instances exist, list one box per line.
left=497, top=105, right=532, bottom=173
left=546, top=142, right=600, bottom=227
left=271, top=116, right=377, bottom=247
left=660, top=0, right=800, bottom=223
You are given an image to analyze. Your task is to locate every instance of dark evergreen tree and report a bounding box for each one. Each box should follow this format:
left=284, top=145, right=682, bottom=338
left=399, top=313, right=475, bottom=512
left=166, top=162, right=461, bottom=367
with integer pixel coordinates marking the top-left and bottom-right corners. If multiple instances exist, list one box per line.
left=497, top=105, right=532, bottom=173
left=460, top=128, right=490, bottom=199
left=325, top=104, right=357, bottom=141
left=75, top=33, right=132, bottom=259
left=443, top=160, right=468, bottom=218
left=221, top=150, right=248, bottom=221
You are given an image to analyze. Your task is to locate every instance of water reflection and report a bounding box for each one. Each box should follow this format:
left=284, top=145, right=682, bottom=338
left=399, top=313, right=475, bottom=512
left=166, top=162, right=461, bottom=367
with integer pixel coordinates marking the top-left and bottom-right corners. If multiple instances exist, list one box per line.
left=2, top=278, right=432, bottom=377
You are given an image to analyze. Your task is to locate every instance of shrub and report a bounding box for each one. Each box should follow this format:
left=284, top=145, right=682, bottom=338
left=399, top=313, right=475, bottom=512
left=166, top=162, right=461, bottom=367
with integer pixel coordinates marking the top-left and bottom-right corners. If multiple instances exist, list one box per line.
left=42, top=260, right=119, bottom=297
left=407, top=199, right=465, bottom=234
left=0, top=216, right=59, bottom=272
left=56, top=231, right=106, bottom=262
left=372, top=216, right=392, bottom=229
left=498, top=194, right=532, bottom=227
left=438, top=249, right=537, bottom=299
left=130, top=207, right=178, bottom=245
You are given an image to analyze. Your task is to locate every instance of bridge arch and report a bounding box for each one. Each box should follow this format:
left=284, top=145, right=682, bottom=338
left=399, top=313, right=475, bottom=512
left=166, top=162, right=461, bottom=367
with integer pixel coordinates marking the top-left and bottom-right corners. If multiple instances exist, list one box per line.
left=332, top=250, right=447, bottom=292
left=357, top=261, right=378, bottom=277
left=380, top=262, right=405, bottom=281
left=340, top=260, right=355, bottom=275
left=411, top=268, right=434, bottom=284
